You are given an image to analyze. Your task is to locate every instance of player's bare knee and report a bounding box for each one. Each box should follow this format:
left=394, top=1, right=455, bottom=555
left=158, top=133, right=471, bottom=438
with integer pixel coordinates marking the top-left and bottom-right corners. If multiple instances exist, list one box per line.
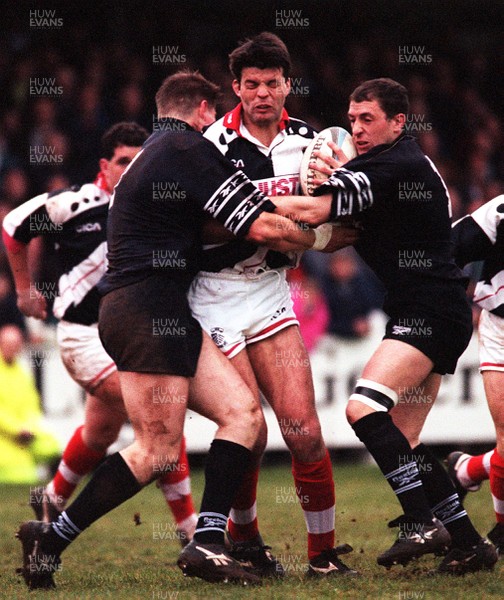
left=242, top=398, right=263, bottom=433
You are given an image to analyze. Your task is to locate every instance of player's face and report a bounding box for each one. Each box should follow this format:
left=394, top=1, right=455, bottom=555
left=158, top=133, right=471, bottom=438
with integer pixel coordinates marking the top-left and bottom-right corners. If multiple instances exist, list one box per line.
left=348, top=100, right=405, bottom=155
left=233, top=67, right=290, bottom=128
left=100, top=145, right=142, bottom=191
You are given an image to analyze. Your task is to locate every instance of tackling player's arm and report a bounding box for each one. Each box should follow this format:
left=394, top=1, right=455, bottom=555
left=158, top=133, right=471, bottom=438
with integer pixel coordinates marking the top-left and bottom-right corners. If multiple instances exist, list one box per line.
left=201, top=198, right=357, bottom=252
left=2, top=196, right=51, bottom=320
left=184, top=137, right=357, bottom=253
left=245, top=211, right=357, bottom=253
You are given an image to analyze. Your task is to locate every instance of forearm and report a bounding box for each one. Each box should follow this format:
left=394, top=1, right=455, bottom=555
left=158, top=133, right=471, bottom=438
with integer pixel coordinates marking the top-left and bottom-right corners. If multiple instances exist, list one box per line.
left=5, top=245, right=32, bottom=292
left=272, top=194, right=332, bottom=226
left=246, top=212, right=315, bottom=250
left=4, top=241, right=48, bottom=319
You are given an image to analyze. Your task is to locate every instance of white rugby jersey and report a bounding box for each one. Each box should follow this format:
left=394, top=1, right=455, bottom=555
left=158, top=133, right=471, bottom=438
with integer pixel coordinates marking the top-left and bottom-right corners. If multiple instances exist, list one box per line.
left=203, top=104, right=316, bottom=274
left=2, top=176, right=109, bottom=325
left=452, top=195, right=504, bottom=317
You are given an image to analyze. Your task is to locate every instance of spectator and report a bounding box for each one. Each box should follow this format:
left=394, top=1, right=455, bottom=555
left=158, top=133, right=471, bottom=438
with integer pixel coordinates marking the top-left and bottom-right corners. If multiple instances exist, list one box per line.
left=0, top=324, right=61, bottom=483
left=321, top=248, right=383, bottom=339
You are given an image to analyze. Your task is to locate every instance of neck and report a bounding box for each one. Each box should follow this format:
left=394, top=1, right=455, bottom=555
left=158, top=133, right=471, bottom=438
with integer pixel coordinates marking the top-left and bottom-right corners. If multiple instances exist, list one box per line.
left=158, top=113, right=194, bottom=130
left=242, top=116, right=280, bottom=147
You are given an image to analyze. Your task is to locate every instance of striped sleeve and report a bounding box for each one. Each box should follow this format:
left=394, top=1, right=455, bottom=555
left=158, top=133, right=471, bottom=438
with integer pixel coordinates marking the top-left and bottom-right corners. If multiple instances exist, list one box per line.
left=203, top=170, right=273, bottom=236
left=313, top=168, right=373, bottom=218
left=178, top=137, right=276, bottom=237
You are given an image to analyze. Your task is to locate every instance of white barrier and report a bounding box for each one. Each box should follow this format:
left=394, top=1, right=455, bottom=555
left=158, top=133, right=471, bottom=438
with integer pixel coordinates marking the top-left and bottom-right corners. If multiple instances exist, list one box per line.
left=26, top=312, right=495, bottom=453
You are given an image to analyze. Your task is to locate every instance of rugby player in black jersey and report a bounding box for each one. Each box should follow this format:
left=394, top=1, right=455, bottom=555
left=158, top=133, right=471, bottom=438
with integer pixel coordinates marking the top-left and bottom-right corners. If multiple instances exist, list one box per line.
left=3, top=123, right=198, bottom=544
left=15, top=71, right=351, bottom=589
left=275, top=77, right=498, bottom=574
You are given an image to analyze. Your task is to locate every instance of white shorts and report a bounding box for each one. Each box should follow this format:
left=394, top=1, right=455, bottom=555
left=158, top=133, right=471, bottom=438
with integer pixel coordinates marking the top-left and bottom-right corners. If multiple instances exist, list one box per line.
left=188, top=270, right=299, bottom=358
left=57, top=320, right=117, bottom=391
left=478, top=309, right=504, bottom=372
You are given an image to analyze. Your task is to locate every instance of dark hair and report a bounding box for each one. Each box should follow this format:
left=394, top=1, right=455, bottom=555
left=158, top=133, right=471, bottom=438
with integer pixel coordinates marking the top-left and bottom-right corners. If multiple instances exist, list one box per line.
left=229, top=32, right=291, bottom=81
left=350, top=78, right=409, bottom=118
left=155, top=70, right=220, bottom=118
left=100, top=122, right=149, bottom=159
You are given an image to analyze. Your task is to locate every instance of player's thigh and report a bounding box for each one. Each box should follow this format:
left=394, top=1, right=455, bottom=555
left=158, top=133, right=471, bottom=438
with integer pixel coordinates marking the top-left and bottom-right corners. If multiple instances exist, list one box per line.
left=247, top=325, right=316, bottom=420
left=361, top=339, right=434, bottom=390
left=119, top=371, right=188, bottom=448
left=483, top=371, right=504, bottom=433
left=391, top=372, right=441, bottom=447
left=188, top=332, right=259, bottom=426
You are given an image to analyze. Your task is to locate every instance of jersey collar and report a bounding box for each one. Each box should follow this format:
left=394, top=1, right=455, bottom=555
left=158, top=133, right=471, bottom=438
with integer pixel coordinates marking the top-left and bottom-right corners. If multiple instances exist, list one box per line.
left=223, top=103, right=290, bottom=136
left=94, top=171, right=110, bottom=193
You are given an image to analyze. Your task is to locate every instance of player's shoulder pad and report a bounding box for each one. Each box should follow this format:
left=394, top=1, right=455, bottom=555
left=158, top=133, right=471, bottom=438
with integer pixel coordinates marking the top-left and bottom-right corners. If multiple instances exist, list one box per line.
left=285, top=118, right=317, bottom=140
left=46, top=183, right=109, bottom=224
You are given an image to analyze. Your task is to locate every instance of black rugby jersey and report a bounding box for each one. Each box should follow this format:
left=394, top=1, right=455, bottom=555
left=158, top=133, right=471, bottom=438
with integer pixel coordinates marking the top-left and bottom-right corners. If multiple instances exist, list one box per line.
left=452, top=195, right=504, bottom=317
left=314, top=134, right=468, bottom=314
left=203, top=104, right=316, bottom=273
left=2, top=179, right=110, bottom=325
left=99, top=118, right=275, bottom=295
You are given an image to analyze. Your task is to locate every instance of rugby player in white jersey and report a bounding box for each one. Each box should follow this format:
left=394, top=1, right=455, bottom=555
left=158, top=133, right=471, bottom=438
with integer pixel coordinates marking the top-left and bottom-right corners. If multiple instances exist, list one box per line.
left=194, top=32, right=359, bottom=577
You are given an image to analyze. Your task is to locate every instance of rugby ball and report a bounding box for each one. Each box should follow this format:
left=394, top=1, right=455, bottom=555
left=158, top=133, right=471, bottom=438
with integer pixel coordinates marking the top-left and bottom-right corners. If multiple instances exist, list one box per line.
left=300, top=126, right=357, bottom=196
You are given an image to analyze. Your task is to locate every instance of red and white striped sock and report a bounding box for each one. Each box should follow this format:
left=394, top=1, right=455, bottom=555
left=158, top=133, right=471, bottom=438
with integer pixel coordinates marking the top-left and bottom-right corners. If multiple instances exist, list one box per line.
left=228, top=467, right=260, bottom=542
left=490, top=450, right=504, bottom=524
left=47, top=425, right=105, bottom=508
left=157, top=437, right=197, bottom=537
left=460, top=450, right=493, bottom=486
left=292, top=450, right=335, bottom=560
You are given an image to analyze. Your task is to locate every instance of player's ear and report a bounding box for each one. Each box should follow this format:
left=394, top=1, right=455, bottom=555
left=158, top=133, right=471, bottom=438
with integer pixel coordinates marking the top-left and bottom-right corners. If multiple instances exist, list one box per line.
left=285, top=77, right=291, bottom=95
left=232, top=79, right=241, bottom=98
left=99, top=158, right=108, bottom=175
left=394, top=113, right=406, bottom=133
left=199, top=99, right=208, bottom=115
left=395, top=113, right=406, bottom=129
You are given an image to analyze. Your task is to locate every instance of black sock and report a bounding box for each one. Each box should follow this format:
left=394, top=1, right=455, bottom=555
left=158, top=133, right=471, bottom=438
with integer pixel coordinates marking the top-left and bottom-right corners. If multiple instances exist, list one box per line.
left=414, top=443, right=481, bottom=549
left=352, top=412, right=432, bottom=523
left=46, top=453, right=143, bottom=554
left=194, top=439, right=252, bottom=544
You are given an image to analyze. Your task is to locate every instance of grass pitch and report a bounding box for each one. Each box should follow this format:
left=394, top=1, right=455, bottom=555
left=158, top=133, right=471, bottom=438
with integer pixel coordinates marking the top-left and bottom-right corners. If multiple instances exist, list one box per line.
left=1, top=459, right=503, bottom=599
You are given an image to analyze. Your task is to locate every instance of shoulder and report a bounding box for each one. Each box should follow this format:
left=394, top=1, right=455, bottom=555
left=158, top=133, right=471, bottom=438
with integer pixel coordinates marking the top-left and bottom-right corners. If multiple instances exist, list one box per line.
left=285, top=117, right=317, bottom=140
left=204, top=116, right=239, bottom=152
left=46, top=183, right=109, bottom=224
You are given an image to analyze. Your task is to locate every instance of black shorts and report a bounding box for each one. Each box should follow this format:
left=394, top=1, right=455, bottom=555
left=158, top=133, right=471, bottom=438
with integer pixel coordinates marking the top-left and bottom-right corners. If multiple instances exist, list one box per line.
left=99, top=275, right=202, bottom=377
left=384, top=302, right=473, bottom=375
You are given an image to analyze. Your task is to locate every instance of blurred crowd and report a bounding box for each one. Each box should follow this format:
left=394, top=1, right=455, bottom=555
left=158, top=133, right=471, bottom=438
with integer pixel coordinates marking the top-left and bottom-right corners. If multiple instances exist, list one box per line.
left=1, top=0, right=503, bottom=343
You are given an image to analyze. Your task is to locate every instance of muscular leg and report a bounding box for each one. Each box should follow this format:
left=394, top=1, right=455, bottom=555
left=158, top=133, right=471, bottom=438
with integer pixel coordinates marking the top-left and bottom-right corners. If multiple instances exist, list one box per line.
left=390, top=373, right=440, bottom=448
left=346, top=340, right=441, bottom=553
left=82, top=374, right=128, bottom=451
left=248, top=325, right=336, bottom=560
left=392, top=374, right=481, bottom=550
left=484, top=371, right=504, bottom=524
left=45, top=372, right=127, bottom=512
left=214, top=348, right=267, bottom=542
left=42, top=333, right=261, bottom=554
